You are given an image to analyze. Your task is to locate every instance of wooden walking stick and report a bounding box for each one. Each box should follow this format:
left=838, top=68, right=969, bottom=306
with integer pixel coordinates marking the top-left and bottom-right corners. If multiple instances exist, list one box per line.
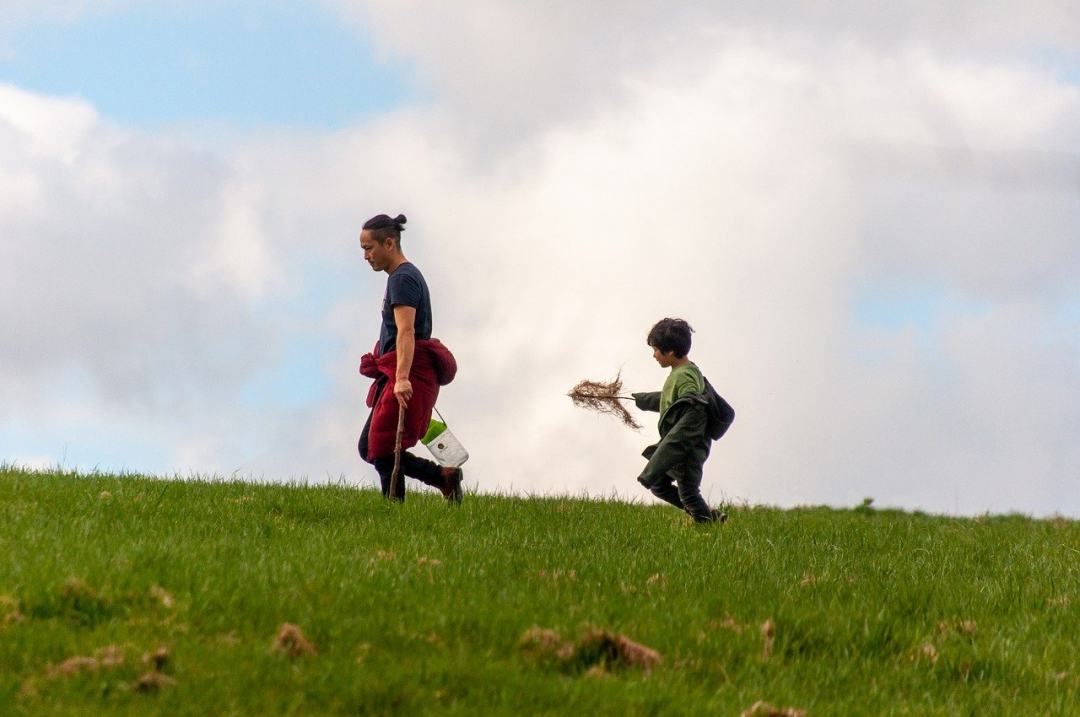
left=389, top=404, right=406, bottom=500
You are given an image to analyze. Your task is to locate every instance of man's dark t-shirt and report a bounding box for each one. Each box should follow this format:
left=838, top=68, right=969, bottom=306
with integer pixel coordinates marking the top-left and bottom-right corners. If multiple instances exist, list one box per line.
left=379, top=262, right=433, bottom=355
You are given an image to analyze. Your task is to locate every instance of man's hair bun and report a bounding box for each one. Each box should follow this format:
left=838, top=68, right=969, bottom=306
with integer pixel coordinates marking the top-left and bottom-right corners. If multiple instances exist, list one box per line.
left=363, top=213, right=407, bottom=232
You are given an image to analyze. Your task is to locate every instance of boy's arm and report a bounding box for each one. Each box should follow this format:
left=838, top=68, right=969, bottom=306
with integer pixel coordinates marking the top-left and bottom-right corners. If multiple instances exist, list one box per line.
left=632, top=391, right=661, bottom=412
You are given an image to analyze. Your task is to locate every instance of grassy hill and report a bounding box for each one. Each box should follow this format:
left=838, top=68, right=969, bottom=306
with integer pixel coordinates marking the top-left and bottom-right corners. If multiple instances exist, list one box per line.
left=0, top=466, right=1077, bottom=715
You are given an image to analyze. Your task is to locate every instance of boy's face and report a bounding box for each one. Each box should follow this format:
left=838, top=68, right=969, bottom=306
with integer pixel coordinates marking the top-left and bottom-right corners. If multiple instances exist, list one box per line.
left=651, top=346, right=678, bottom=368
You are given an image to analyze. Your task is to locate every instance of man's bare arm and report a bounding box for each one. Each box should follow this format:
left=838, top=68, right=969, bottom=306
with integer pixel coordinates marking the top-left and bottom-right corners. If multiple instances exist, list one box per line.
left=393, top=305, right=416, bottom=406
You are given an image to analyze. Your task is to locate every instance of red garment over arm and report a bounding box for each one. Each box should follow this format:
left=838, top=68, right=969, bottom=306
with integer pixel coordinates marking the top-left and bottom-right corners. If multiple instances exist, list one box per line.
left=358, top=339, right=457, bottom=460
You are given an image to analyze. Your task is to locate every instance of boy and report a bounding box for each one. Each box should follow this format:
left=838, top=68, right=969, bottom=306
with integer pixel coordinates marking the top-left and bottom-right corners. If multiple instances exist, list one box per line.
left=632, top=318, right=734, bottom=523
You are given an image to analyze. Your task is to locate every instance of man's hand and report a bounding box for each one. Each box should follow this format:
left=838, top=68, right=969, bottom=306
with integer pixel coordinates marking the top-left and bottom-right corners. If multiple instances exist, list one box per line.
left=394, top=377, right=413, bottom=407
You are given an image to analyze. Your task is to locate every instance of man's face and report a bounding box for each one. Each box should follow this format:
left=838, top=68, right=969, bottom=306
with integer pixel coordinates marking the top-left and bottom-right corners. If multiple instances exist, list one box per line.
left=652, top=346, right=677, bottom=368
left=360, top=230, right=393, bottom=271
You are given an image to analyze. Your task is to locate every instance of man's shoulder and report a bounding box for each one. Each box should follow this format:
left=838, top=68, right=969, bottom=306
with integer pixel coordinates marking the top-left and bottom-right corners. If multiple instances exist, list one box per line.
left=394, top=262, right=425, bottom=279
left=388, top=263, right=427, bottom=289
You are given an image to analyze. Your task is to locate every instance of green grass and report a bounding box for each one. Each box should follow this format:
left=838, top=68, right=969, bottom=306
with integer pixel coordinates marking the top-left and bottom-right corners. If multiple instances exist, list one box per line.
left=0, top=466, right=1077, bottom=715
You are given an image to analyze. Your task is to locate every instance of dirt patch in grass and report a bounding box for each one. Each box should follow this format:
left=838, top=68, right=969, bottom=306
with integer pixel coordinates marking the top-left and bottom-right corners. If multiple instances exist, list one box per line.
left=97, top=644, right=124, bottom=667
left=537, top=569, right=577, bottom=583
left=49, top=645, right=125, bottom=677
left=520, top=627, right=575, bottom=664
left=149, top=585, right=175, bottom=609
left=134, top=671, right=176, bottom=693
left=761, top=619, right=776, bottom=660
left=355, top=642, right=373, bottom=664
left=21, top=644, right=129, bottom=696
left=913, top=642, right=939, bottom=665
left=936, top=619, right=977, bottom=639
left=47, top=577, right=116, bottom=625
left=576, top=629, right=662, bottom=672
left=519, top=626, right=661, bottom=674
left=142, top=645, right=169, bottom=670
left=48, top=655, right=100, bottom=678
left=740, top=700, right=807, bottom=717
left=0, top=595, right=23, bottom=628
left=710, top=615, right=744, bottom=633
left=274, top=623, right=317, bottom=658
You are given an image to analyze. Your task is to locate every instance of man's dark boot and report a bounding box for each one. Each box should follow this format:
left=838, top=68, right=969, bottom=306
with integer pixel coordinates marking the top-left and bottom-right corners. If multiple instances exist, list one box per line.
left=440, top=467, right=463, bottom=504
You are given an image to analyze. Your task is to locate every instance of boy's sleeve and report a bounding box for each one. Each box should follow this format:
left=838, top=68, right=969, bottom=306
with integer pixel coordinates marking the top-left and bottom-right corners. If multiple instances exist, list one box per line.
left=672, top=371, right=704, bottom=401
left=632, top=391, right=661, bottom=412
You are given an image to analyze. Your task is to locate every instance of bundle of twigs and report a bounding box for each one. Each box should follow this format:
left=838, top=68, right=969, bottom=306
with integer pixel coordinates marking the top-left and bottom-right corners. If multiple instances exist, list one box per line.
left=568, top=372, right=641, bottom=430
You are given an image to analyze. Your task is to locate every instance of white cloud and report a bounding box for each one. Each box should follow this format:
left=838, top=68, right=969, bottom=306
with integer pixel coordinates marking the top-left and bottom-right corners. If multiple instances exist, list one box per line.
left=329, top=1, right=1080, bottom=145
left=0, top=84, right=98, bottom=162
left=2, top=4, right=1079, bottom=516
left=194, top=180, right=280, bottom=300
left=0, top=82, right=271, bottom=417
left=0, top=1, right=136, bottom=56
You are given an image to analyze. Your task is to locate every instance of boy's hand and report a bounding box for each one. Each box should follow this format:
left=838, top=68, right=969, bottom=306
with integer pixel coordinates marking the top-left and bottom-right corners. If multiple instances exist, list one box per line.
left=632, top=391, right=661, bottom=412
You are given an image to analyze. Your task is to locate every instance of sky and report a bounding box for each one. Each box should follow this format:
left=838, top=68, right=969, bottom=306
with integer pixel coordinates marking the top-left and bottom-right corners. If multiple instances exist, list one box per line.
left=1, top=1, right=1078, bottom=517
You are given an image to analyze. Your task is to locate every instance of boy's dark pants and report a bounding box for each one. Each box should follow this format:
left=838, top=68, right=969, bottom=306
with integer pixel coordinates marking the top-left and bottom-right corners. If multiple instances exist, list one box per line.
left=641, top=441, right=713, bottom=522
left=637, top=402, right=715, bottom=523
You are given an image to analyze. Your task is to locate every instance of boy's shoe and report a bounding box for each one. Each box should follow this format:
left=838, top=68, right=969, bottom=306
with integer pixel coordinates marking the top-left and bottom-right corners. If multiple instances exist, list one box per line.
left=710, top=508, right=728, bottom=524
left=440, top=467, right=463, bottom=504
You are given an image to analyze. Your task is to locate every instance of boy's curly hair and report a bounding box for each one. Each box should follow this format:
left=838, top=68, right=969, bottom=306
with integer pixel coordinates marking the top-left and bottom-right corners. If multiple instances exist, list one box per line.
left=647, top=318, right=693, bottom=358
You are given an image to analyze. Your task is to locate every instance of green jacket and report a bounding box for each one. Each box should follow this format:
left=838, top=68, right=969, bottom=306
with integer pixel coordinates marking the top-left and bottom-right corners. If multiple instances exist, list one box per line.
left=632, top=389, right=711, bottom=487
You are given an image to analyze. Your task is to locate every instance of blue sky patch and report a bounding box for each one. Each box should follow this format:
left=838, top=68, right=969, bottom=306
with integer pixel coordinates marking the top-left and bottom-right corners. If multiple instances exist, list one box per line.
left=242, top=333, right=341, bottom=410
left=1022, top=44, right=1080, bottom=86
left=855, top=283, right=946, bottom=331
left=242, top=256, right=357, bottom=410
left=853, top=282, right=992, bottom=332
left=0, top=420, right=170, bottom=476
left=0, top=1, right=415, bottom=128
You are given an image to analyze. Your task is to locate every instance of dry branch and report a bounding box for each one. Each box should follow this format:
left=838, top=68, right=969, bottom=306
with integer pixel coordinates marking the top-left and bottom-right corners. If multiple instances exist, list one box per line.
left=568, top=373, right=641, bottom=430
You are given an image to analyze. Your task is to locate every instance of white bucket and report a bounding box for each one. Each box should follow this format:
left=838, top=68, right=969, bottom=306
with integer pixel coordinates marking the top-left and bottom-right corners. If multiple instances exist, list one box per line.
left=421, top=418, right=469, bottom=468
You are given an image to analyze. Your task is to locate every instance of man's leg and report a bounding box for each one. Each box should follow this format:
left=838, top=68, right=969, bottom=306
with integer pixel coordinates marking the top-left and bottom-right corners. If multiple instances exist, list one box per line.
left=399, top=451, right=444, bottom=488
left=359, top=409, right=404, bottom=499
left=372, top=455, right=407, bottom=501
left=401, top=452, right=463, bottom=502
left=373, top=451, right=457, bottom=501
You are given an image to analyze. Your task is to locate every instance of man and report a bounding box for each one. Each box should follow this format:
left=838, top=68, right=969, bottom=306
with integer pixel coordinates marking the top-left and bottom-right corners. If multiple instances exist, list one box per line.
left=357, top=213, right=463, bottom=503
